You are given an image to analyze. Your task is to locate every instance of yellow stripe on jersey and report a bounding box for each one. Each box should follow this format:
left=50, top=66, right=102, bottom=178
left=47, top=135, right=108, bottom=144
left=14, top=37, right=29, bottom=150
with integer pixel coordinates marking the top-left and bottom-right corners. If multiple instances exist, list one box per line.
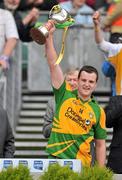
left=76, top=136, right=93, bottom=166
left=99, top=107, right=106, bottom=129
left=47, top=139, right=76, bottom=148
left=109, top=49, right=122, bottom=95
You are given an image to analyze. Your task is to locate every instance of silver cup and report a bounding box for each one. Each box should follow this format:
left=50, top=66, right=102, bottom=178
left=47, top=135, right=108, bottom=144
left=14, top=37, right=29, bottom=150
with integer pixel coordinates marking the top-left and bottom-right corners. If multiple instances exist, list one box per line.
left=30, top=5, right=69, bottom=45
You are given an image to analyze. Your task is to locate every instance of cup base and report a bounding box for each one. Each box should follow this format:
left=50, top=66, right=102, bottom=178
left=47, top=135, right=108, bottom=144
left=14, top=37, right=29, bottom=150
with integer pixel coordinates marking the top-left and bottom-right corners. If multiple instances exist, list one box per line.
left=30, top=28, right=46, bottom=45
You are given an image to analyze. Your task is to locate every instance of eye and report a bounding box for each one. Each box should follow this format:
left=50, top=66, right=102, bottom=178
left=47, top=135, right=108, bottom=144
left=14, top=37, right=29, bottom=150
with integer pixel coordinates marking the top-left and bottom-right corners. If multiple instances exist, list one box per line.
left=89, top=80, right=94, bottom=84
left=81, top=79, right=86, bottom=82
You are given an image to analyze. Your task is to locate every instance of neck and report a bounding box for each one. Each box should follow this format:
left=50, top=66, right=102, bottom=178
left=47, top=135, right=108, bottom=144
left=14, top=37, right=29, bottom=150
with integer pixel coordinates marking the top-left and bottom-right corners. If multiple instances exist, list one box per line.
left=78, top=93, right=91, bottom=102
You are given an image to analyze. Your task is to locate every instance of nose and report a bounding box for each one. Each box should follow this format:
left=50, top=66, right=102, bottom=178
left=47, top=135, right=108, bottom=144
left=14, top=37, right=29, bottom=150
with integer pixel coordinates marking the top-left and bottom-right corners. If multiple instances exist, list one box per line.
left=85, top=81, right=90, bottom=87
left=70, top=79, right=74, bottom=84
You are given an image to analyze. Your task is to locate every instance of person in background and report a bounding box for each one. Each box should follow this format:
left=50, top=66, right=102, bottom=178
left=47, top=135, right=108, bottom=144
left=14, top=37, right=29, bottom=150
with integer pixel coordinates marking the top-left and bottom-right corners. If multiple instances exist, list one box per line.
left=86, top=0, right=96, bottom=9
left=18, top=0, right=58, bottom=11
left=93, top=11, right=122, bottom=95
left=105, top=95, right=122, bottom=174
left=101, top=0, right=122, bottom=30
left=60, top=0, right=94, bottom=25
left=0, top=105, right=15, bottom=157
left=95, top=0, right=111, bottom=11
left=18, top=0, right=44, bottom=11
left=58, top=0, right=69, bottom=2
left=102, top=0, right=122, bottom=43
left=0, top=8, right=18, bottom=69
left=0, top=0, right=40, bottom=42
left=43, top=24, right=106, bottom=167
left=43, top=67, right=79, bottom=138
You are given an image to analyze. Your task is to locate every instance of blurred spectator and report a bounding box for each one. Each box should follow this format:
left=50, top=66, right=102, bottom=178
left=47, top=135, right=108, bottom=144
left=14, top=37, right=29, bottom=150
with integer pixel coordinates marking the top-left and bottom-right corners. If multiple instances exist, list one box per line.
left=95, top=0, right=111, bottom=11
left=102, top=0, right=122, bottom=21
left=105, top=95, right=122, bottom=173
left=0, top=8, right=18, bottom=69
left=35, top=0, right=58, bottom=10
left=102, top=0, right=122, bottom=43
left=60, top=0, right=94, bottom=25
left=18, top=0, right=43, bottom=10
left=58, top=0, right=69, bottom=2
left=18, top=0, right=58, bottom=11
left=93, top=11, right=122, bottom=95
left=86, top=0, right=95, bottom=9
left=0, top=0, right=40, bottom=42
left=0, top=105, right=15, bottom=157
left=43, top=67, right=79, bottom=138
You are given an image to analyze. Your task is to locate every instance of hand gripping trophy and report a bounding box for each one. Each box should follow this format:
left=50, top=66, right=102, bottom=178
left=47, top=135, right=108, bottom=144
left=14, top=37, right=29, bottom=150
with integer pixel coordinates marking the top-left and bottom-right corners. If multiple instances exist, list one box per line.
left=30, top=5, right=74, bottom=45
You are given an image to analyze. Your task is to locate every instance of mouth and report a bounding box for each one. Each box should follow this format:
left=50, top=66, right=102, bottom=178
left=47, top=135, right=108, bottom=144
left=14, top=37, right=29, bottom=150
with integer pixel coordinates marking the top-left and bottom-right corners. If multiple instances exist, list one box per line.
left=83, top=87, right=90, bottom=91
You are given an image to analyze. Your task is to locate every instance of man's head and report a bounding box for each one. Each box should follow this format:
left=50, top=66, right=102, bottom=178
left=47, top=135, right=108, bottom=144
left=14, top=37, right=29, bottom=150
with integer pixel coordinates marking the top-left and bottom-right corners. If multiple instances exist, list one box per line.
left=4, top=0, right=20, bottom=10
left=109, top=33, right=122, bottom=43
left=65, top=67, right=79, bottom=90
left=77, top=65, right=98, bottom=100
left=72, top=0, right=86, bottom=8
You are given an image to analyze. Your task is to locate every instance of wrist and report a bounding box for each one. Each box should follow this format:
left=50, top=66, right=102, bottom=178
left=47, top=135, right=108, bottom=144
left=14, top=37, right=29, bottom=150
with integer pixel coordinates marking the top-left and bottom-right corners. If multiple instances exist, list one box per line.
left=94, top=25, right=100, bottom=32
left=0, top=55, right=9, bottom=62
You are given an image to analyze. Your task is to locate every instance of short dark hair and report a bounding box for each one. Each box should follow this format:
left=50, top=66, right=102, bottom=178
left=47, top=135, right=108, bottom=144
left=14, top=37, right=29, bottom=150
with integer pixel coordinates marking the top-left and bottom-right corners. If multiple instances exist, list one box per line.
left=109, top=33, right=122, bottom=43
left=78, top=65, right=99, bottom=82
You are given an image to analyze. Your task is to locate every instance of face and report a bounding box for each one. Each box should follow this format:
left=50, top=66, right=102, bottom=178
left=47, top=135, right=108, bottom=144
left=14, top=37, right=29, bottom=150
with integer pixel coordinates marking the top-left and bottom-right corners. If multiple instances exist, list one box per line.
left=72, top=0, right=86, bottom=8
left=4, top=0, right=20, bottom=10
left=77, top=71, right=97, bottom=100
left=65, top=71, right=79, bottom=90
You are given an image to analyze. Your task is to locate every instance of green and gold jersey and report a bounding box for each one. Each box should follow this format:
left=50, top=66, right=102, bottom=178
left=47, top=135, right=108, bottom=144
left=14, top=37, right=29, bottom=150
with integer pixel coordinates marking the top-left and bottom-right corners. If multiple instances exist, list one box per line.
left=46, top=81, right=106, bottom=166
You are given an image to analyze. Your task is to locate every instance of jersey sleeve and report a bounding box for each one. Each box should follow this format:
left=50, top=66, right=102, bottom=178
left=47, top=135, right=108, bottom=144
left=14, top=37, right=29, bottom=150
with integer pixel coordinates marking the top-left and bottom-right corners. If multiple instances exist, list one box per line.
left=53, top=81, right=66, bottom=105
left=94, top=107, right=107, bottom=139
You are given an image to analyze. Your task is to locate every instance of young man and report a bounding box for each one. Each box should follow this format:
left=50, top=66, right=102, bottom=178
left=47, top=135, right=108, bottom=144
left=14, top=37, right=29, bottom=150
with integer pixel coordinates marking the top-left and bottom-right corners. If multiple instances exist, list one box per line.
left=43, top=67, right=79, bottom=138
left=44, top=25, right=106, bottom=167
left=92, top=11, right=122, bottom=95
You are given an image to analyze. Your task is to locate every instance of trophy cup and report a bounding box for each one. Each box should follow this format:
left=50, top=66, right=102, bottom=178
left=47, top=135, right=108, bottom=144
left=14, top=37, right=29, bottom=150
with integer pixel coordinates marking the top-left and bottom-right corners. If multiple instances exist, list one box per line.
left=30, top=5, right=71, bottom=45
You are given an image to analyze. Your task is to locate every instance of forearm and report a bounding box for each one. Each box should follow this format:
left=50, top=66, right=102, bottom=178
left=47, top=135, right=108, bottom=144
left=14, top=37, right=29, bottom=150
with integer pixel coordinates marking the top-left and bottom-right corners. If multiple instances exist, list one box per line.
left=45, top=32, right=64, bottom=88
left=45, top=34, right=58, bottom=67
left=94, top=24, right=104, bottom=44
left=93, top=11, right=104, bottom=44
left=95, top=140, right=106, bottom=167
left=2, top=38, right=18, bottom=57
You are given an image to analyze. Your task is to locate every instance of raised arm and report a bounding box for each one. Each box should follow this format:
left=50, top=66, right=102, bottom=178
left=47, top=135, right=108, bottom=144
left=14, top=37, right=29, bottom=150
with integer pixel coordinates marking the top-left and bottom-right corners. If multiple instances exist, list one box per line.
left=45, top=24, right=64, bottom=89
left=92, top=11, right=104, bottom=44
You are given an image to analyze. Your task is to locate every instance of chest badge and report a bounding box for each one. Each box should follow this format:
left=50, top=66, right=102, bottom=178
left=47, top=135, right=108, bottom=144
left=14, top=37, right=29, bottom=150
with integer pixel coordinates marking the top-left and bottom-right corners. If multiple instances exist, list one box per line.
left=85, top=119, right=90, bottom=126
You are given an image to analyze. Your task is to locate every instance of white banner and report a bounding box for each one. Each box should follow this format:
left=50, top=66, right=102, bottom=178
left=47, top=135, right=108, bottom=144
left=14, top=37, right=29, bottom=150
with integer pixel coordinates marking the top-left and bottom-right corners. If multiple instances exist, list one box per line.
left=0, top=159, right=82, bottom=173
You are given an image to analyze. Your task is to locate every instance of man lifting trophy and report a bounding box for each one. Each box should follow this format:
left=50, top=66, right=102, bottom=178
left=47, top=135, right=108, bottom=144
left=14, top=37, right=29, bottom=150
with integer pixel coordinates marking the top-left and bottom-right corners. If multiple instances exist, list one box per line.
left=30, top=5, right=74, bottom=45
